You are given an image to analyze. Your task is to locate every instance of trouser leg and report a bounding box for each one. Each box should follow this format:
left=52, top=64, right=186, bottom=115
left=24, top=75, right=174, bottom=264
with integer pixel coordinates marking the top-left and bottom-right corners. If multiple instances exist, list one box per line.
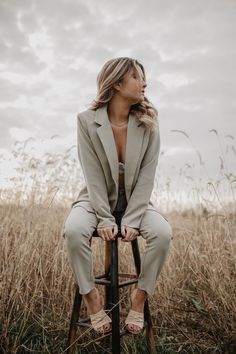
left=63, top=204, right=98, bottom=295
left=63, top=188, right=127, bottom=296
left=137, top=210, right=172, bottom=296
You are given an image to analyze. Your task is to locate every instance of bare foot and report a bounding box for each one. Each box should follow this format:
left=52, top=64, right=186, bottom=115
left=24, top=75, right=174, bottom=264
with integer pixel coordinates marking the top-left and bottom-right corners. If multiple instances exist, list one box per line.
left=126, top=288, right=148, bottom=333
left=84, top=287, right=111, bottom=333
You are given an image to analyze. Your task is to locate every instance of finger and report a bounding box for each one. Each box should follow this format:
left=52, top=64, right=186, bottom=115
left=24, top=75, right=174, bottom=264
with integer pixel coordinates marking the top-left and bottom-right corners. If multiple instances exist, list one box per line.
left=99, top=229, right=106, bottom=241
left=121, top=237, right=128, bottom=242
left=123, top=234, right=131, bottom=242
left=113, top=224, right=117, bottom=234
left=121, top=225, right=126, bottom=238
left=97, top=229, right=104, bottom=240
left=130, top=234, right=138, bottom=241
left=121, top=228, right=128, bottom=241
left=100, top=230, right=107, bottom=241
left=108, top=230, right=115, bottom=241
left=103, top=229, right=111, bottom=241
left=126, top=230, right=132, bottom=240
left=127, top=231, right=137, bottom=242
left=104, top=228, right=112, bottom=241
left=99, top=232, right=106, bottom=241
left=112, top=228, right=117, bottom=240
left=110, top=226, right=117, bottom=240
left=132, top=231, right=139, bottom=238
left=107, top=229, right=114, bottom=241
left=113, top=224, right=118, bottom=237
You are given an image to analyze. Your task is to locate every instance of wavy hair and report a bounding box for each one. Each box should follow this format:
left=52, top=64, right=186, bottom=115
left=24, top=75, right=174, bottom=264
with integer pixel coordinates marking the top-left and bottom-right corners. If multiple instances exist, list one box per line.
left=88, top=57, right=158, bottom=130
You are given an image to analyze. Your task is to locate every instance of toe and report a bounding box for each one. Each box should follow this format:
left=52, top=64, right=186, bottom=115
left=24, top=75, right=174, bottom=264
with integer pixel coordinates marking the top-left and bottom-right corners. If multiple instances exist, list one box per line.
left=104, top=324, right=110, bottom=332
left=128, top=324, right=141, bottom=333
left=133, top=324, right=141, bottom=333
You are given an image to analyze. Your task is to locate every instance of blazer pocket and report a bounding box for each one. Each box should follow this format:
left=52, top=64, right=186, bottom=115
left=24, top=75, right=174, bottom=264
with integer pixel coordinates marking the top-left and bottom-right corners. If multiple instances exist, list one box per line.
left=73, top=201, right=96, bottom=214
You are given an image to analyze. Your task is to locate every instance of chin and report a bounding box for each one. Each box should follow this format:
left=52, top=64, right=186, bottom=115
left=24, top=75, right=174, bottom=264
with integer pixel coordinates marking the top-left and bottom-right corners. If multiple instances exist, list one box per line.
left=138, top=97, right=144, bottom=103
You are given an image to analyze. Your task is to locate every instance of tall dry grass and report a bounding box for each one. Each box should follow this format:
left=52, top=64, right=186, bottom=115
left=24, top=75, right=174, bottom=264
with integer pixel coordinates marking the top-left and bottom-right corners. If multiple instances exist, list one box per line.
left=0, top=130, right=236, bottom=353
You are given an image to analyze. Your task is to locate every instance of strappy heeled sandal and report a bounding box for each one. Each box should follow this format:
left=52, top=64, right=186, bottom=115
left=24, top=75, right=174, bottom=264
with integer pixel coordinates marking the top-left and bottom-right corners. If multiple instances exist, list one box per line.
left=90, top=308, right=112, bottom=334
left=124, top=288, right=145, bottom=334
left=125, top=309, right=144, bottom=334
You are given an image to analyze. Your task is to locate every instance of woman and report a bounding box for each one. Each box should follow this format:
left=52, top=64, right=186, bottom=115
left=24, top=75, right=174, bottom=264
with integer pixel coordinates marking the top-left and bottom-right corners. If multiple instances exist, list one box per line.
left=63, top=57, right=172, bottom=335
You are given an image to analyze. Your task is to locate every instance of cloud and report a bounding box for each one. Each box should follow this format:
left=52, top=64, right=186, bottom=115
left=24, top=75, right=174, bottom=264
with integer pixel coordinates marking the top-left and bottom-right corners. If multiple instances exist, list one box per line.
left=0, top=0, right=235, bottom=192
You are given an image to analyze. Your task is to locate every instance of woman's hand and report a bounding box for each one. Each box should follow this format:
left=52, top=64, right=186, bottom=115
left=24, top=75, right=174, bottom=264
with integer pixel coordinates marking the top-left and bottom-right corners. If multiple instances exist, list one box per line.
left=121, top=225, right=139, bottom=242
left=97, top=224, right=118, bottom=241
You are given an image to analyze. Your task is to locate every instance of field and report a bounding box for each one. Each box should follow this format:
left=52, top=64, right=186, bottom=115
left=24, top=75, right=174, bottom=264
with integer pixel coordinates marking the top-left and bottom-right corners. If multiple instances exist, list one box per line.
left=0, top=134, right=236, bottom=353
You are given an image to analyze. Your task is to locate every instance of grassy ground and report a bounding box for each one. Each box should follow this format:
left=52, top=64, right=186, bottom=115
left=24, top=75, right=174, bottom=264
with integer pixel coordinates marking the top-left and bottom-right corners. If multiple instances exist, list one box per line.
left=1, top=133, right=235, bottom=353
left=0, top=200, right=235, bottom=353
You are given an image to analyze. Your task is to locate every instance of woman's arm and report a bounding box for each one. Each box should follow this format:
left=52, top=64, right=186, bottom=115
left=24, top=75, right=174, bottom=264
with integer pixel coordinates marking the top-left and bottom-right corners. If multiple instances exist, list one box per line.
left=77, top=113, right=116, bottom=228
left=121, top=119, right=160, bottom=229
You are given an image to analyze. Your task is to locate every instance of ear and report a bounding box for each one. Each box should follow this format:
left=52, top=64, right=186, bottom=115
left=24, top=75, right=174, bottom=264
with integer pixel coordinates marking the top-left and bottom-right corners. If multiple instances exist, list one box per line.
left=113, top=81, right=122, bottom=92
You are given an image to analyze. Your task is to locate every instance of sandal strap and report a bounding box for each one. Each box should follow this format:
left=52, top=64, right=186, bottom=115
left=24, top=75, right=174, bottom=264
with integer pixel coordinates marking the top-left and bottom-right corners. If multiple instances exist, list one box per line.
left=90, top=308, right=112, bottom=330
left=125, top=309, right=144, bottom=328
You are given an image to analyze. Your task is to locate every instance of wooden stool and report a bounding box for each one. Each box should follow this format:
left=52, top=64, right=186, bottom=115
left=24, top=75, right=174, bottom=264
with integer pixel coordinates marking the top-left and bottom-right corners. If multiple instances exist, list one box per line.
left=66, top=212, right=155, bottom=354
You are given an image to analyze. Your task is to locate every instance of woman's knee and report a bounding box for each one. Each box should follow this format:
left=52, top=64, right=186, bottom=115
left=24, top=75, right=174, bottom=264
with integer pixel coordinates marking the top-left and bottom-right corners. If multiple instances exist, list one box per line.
left=63, top=206, right=97, bottom=245
left=159, top=222, right=172, bottom=249
left=64, top=219, right=92, bottom=249
left=144, top=216, right=172, bottom=250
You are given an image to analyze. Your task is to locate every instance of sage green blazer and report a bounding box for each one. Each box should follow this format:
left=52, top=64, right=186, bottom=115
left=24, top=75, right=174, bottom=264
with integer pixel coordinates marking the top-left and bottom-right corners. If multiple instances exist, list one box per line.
left=71, top=103, right=160, bottom=229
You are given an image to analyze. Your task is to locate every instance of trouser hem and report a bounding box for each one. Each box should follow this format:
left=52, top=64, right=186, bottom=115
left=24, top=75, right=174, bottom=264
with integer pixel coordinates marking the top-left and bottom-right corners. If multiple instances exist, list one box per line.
left=77, top=281, right=96, bottom=295
left=137, top=279, right=155, bottom=297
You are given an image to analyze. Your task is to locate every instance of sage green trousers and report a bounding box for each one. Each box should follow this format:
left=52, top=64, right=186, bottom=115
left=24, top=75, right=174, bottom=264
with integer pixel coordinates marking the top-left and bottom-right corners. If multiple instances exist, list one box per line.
left=63, top=188, right=172, bottom=296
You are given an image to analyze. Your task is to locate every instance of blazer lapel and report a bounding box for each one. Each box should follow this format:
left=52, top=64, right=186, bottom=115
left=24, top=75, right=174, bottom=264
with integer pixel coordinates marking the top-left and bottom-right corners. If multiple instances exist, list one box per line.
left=95, top=104, right=146, bottom=201
left=96, top=105, right=119, bottom=186
left=124, top=111, right=146, bottom=201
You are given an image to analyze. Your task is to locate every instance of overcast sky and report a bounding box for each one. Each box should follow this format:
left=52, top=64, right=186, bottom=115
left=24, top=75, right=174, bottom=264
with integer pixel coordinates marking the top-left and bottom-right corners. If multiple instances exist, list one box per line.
left=0, top=0, right=235, bottom=206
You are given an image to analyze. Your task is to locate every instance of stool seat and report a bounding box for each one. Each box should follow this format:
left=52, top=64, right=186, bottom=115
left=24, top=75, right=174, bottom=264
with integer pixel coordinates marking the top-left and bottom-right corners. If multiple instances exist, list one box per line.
left=66, top=224, right=155, bottom=354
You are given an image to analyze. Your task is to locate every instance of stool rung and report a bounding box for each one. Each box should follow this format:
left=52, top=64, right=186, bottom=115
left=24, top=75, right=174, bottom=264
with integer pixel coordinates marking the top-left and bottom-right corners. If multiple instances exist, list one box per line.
left=95, top=272, right=137, bottom=280
left=95, top=279, right=110, bottom=285
left=119, top=279, right=138, bottom=287
left=95, top=273, right=107, bottom=279
left=94, top=278, right=138, bottom=287
left=118, top=272, right=138, bottom=279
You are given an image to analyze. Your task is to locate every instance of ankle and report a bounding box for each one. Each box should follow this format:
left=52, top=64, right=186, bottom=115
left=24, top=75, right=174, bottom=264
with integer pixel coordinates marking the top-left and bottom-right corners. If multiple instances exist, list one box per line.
left=134, top=288, right=148, bottom=300
left=84, top=288, right=103, bottom=314
left=84, top=287, right=98, bottom=300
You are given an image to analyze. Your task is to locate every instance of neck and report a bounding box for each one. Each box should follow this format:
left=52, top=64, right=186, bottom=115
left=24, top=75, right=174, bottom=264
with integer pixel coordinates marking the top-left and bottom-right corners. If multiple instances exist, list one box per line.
left=107, top=96, right=131, bottom=123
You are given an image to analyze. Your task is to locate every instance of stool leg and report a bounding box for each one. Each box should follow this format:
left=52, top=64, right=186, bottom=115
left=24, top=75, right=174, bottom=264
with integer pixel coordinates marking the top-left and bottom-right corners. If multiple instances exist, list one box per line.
left=131, top=239, right=156, bottom=353
left=104, top=242, right=112, bottom=349
left=131, top=239, right=141, bottom=274
left=104, top=242, right=111, bottom=311
left=67, top=284, right=82, bottom=354
left=144, top=301, right=156, bottom=353
left=111, top=237, right=121, bottom=354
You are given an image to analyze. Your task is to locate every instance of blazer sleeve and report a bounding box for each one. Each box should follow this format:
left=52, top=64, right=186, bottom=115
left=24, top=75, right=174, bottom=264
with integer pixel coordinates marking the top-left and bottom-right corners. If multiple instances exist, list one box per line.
left=121, top=119, right=160, bottom=229
left=77, top=113, right=117, bottom=228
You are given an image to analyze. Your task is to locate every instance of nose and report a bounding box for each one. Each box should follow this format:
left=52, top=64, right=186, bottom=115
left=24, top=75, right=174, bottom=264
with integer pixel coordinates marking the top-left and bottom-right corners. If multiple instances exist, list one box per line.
left=142, top=80, right=147, bottom=89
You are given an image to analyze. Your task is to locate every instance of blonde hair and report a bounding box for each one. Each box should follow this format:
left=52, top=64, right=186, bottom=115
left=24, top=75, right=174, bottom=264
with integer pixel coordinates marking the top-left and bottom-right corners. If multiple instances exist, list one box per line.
left=88, top=57, right=158, bottom=130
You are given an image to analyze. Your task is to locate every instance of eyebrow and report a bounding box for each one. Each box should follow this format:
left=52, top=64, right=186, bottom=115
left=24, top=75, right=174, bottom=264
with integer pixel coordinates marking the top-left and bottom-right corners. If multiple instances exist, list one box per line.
left=132, top=68, right=145, bottom=80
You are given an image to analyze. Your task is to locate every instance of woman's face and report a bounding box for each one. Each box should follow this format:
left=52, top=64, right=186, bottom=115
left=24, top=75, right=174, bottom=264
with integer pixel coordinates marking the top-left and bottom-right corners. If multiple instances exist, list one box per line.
left=116, top=65, right=147, bottom=104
